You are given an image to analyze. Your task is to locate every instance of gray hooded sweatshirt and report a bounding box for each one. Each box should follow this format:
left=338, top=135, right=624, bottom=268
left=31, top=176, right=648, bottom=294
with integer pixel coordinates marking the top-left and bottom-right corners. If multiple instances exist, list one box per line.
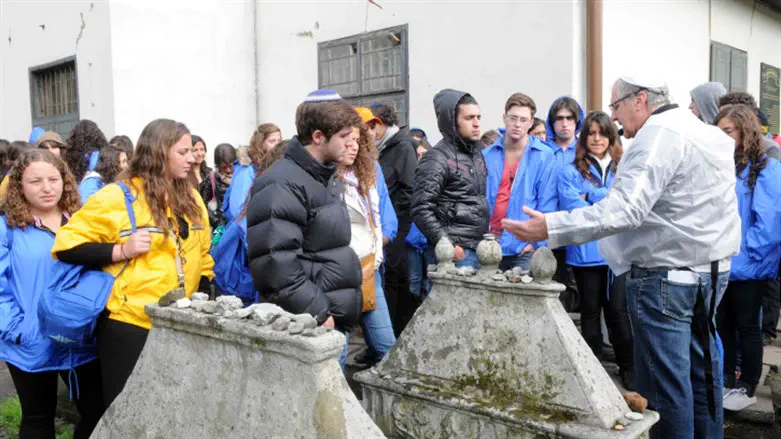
left=691, top=82, right=727, bottom=125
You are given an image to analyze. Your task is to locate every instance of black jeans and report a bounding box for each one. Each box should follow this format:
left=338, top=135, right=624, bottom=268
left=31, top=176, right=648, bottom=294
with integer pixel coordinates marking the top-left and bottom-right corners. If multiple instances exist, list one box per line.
left=717, top=279, right=765, bottom=389
left=553, top=249, right=579, bottom=312
left=384, top=218, right=413, bottom=337
left=572, top=266, right=634, bottom=374
left=96, top=316, right=149, bottom=408
left=6, top=360, right=104, bottom=439
left=761, top=278, right=781, bottom=339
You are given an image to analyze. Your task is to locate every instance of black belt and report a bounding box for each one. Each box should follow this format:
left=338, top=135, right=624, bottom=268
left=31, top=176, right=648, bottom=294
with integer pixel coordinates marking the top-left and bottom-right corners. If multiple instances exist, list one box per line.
left=693, top=261, right=719, bottom=421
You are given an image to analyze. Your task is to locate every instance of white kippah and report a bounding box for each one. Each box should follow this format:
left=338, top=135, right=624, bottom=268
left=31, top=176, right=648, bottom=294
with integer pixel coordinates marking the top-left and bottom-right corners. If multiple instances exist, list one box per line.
left=303, top=89, right=343, bottom=103
left=619, top=74, right=668, bottom=92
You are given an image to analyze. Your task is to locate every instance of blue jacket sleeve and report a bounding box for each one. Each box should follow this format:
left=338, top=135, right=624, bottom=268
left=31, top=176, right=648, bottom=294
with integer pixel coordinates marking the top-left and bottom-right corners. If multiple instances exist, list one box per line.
left=224, top=168, right=254, bottom=224
left=0, top=222, right=22, bottom=344
left=557, top=166, right=590, bottom=213
left=744, top=161, right=781, bottom=262
left=376, top=165, right=398, bottom=242
left=529, top=153, right=559, bottom=250
left=78, top=177, right=103, bottom=205
left=586, top=187, right=609, bottom=204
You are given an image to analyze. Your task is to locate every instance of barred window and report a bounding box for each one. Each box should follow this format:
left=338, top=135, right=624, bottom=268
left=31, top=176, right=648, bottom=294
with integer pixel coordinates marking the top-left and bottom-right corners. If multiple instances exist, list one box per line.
left=319, top=25, right=409, bottom=126
left=29, top=58, right=79, bottom=137
left=710, top=41, right=748, bottom=93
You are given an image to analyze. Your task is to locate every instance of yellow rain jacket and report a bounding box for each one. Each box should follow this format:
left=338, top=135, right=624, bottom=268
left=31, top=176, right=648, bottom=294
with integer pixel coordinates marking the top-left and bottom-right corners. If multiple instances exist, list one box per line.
left=0, top=176, right=9, bottom=202
left=52, top=177, right=214, bottom=330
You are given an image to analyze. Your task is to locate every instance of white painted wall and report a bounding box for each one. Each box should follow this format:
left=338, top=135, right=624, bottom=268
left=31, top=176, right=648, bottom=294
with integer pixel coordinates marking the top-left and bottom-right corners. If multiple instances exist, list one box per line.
left=711, top=0, right=781, bottom=104
left=602, top=0, right=710, bottom=113
left=254, top=0, right=585, bottom=144
left=0, top=0, right=115, bottom=141
left=602, top=0, right=781, bottom=128
left=108, top=0, right=257, bottom=158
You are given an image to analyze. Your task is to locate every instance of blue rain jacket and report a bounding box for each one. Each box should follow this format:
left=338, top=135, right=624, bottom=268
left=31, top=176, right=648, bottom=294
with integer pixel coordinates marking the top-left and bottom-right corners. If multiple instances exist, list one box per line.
left=545, top=97, right=585, bottom=209
left=0, top=216, right=96, bottom=372
left=376, top=162, right=398, bottom=242
left=78, top=172, right=105, bottom=204
left=483, top=131, right=558, bottom=256
left=730, top=158, right=781, bottom=281
left=558, top=159, right=616, bottom=267
left=223, top=163, right=255, bottom=225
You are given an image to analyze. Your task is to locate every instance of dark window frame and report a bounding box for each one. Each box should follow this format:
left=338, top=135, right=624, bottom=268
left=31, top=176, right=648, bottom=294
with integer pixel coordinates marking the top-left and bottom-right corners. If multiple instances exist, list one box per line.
left=28, top=56, right=80, bottom=138
left=710, top=41, right=748, bottom=93
left=318, top=24, right=409, bottom=126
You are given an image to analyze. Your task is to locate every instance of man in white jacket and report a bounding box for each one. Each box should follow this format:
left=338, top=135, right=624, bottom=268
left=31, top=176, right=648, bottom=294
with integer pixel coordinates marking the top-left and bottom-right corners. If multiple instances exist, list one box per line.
left=503, top=75, right=741, bottom=439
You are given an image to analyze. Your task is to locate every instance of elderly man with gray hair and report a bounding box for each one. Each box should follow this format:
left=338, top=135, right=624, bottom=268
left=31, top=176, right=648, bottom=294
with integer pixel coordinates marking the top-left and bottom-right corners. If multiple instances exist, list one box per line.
left=503, top=75, right=741, bottom=439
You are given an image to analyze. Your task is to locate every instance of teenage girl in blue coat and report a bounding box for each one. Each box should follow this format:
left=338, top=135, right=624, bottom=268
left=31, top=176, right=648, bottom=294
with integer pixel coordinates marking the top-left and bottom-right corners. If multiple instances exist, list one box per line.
left=0, top=149, right=104, bottom=438
left=715, top=104, right=781, bottom=412
left=557, top=111, right=635, bottom=390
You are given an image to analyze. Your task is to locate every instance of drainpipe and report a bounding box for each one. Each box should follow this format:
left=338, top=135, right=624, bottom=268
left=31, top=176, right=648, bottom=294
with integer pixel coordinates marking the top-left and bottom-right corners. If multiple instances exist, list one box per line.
left=586, top=0, right=603, bottom=111
left=252, top=0, right=260, bottom=126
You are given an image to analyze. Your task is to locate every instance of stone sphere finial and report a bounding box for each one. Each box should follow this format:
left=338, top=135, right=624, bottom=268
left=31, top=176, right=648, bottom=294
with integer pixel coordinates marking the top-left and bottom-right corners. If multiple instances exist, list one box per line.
left=476, top=234, right=502, bottom=268
left=434, top=237, right=456, bottom=263
left=530, top=247, right=557, bottom=283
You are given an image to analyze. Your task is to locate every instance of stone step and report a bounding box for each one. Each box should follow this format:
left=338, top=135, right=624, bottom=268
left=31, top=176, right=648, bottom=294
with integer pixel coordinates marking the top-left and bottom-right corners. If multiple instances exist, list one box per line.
left=763, top=344, right=781, bottom=371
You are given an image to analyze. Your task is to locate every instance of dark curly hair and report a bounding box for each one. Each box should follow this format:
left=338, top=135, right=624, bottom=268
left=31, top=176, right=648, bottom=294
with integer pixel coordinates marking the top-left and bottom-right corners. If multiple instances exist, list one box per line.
left=714, top=104, right=767, bottom=192
left=66, top=119, right=108, bottom=182
left=95, top=145, right=125, bottom=184
left=369, top=102, right=399, bottom=127
left=3, top=149, right=81, bottom=229
left=338, top=124, right=376, bottom=198
left=575, top=111, right=623, bottom=184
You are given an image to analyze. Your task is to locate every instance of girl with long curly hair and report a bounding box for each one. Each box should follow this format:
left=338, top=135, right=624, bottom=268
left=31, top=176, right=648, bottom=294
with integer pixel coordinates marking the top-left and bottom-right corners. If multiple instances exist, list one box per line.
left=338, top=107, right=396, bottom=367
left=222, top=123, right=281, bottom=224
left=714, top=104, right=781, bottom=411
left=557, top=111, right=634, bottom=390
left=0, top=149, right=105, bottom=438
left=52, top=119, right=214, bottom=409
left=65, top=119, right=109, bottom=183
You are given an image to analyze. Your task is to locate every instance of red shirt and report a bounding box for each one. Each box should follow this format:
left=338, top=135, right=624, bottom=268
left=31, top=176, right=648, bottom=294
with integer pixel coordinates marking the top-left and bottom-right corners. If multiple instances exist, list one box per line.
left=489, top=159, right=520, bottom=235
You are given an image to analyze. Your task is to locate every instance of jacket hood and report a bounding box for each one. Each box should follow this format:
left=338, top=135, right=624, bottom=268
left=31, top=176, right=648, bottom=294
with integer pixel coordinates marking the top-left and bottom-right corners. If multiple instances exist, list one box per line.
left=434, top=88, right=479, bottom=152
left=545, top=96, right=585, bottom=146
left=691, top=82, right=727, bottom=125
left=284, top=136, right=337, bottom=186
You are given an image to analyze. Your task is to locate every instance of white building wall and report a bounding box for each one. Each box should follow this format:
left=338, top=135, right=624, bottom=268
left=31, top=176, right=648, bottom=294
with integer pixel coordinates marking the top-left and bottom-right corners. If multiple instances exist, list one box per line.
left=0, top=0, right=115, bottom=141
left=108, top=1, right=257, bottom=156
left=254, top=1, right=584, bottom=144
left=602, top=0, right=781, bottom=124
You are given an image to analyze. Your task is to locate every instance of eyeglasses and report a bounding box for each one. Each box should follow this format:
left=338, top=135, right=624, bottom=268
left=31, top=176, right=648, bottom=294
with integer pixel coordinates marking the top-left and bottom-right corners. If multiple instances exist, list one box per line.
left=609, top=88, right=648, bottom=111
left=505, top=115, right=531, bottom=124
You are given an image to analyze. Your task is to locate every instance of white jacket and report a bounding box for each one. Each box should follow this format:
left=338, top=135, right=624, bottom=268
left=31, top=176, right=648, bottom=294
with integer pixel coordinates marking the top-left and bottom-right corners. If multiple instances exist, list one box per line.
left=546, top=106, right=741, bottom=275
left=345, top=185, right=383, bottom=269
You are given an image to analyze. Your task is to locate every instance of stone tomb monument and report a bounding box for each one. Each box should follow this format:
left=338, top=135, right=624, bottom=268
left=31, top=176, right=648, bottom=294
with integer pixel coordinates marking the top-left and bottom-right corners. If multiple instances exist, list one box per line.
left=355, top=236, right=658, bottom=438
left=91, top=296, right=384, bottom=438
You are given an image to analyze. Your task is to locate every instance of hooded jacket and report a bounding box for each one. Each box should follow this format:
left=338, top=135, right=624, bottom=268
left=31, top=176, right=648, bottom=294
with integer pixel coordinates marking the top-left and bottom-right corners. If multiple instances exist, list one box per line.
left=545, top=97, right=585, bottom=210
left=222, top=163, right=256, bottom=225
left=730, top=157, right=781, bottom=281
left=690, top=82, right=727, bottom=125
left=200, top=170, right=232, bottom=228
left=558, top=158, right=617, bottom=267
left=377, top=128, right=418, bottom=238
left=245, top=138, right=361, bottom=330
left=411, top=89, right=489, bottom=250
left=0, top=216, right=96, bottom=372
left=483, top=129, right=557, bottom=256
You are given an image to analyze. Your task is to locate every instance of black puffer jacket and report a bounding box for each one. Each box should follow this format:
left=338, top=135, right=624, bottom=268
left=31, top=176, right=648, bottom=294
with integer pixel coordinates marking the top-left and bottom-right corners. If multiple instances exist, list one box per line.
left=411, top=89, right=489, bottom=250
left=246, top=138, right=361, bottom=330
left=199, top=170, right=231, bottom=228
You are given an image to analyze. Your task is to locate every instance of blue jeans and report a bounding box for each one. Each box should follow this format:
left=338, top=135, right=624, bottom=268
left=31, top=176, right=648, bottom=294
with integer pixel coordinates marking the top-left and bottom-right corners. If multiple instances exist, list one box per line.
left=360, top=270, right=396, bottom=364
left=338, top=331, right=349, bottom=372
left=626, top=266, right=728, bottom=439
left=454, top=248, right=479, bottom=269
left=408, top=246, right=436, bottom=299
left=499, top=251, right=533, bottom=272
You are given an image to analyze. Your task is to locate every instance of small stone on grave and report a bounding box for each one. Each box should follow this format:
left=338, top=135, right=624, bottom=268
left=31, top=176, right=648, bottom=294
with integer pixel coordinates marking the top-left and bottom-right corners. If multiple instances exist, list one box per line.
left=272, top=316, right=291, bottom=331
left=289, top=322, right=305, bottom=335
left=174, top=298, right=191, bottom=309
left=191, top=292, right=209, bottom=302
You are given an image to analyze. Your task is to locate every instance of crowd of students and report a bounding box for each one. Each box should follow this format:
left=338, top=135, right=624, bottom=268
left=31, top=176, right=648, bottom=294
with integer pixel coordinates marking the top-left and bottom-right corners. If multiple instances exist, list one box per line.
left=0, top=80, right=778, bottom=438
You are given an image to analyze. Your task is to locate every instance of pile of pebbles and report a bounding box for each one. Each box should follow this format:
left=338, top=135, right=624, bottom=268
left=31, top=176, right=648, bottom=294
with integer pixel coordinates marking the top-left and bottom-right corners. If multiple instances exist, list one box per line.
left=167, top=294, right=329, bottom=337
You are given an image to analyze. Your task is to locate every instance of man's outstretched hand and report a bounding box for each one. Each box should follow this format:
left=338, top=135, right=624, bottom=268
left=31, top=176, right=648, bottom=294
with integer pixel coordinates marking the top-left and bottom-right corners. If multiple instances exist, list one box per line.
left=501, top=206, right=549, bottom=242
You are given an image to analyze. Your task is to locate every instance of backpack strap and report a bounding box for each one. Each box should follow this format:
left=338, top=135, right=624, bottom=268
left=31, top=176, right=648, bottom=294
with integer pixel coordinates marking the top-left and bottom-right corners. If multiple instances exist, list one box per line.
left=115, top=182, right=137, bottom=233
left=114, top=182, right=137, bottom=279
